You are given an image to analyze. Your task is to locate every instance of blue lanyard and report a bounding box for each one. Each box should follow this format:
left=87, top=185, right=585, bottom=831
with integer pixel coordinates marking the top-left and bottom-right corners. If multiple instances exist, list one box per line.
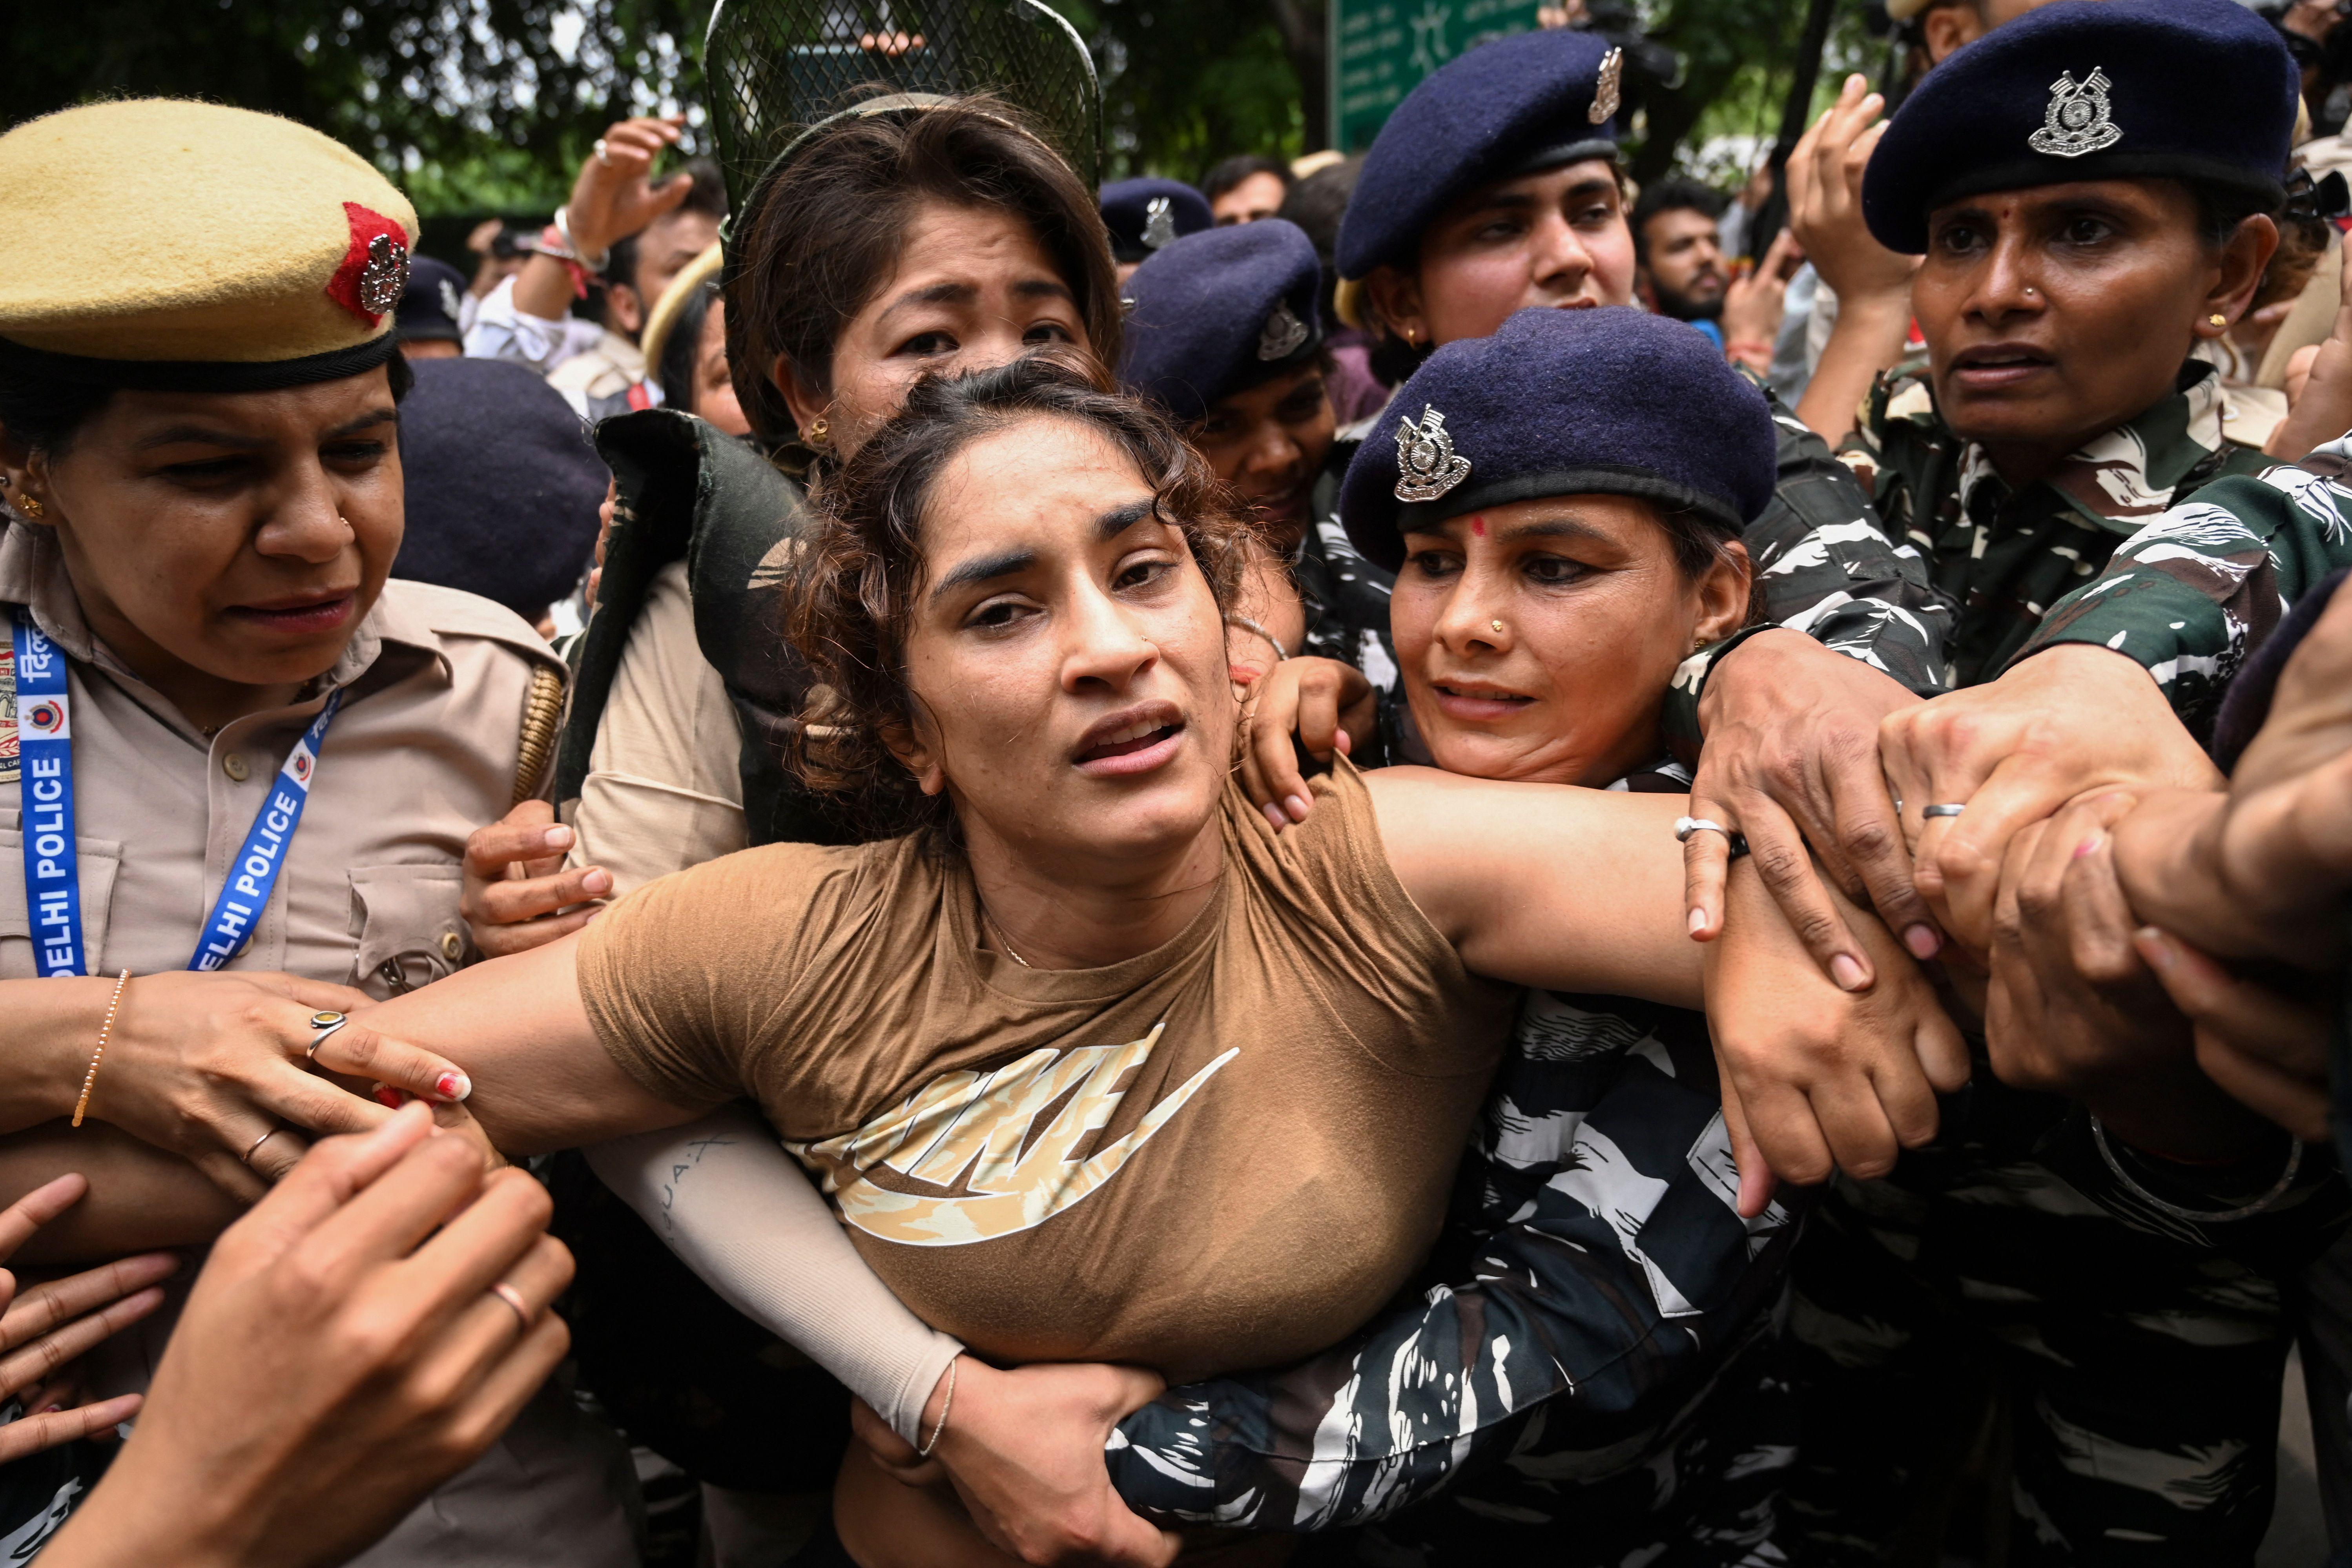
left=12, top=609, right=342, bottom=977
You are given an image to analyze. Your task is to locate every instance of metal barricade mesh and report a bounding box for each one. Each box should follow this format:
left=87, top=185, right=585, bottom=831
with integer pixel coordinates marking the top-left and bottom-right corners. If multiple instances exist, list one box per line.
left=704, top=0, right=1103, bottom=204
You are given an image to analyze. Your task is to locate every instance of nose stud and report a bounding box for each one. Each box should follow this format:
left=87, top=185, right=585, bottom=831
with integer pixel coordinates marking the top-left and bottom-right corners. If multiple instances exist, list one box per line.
left=1489, top=619, right=1504, bottom=634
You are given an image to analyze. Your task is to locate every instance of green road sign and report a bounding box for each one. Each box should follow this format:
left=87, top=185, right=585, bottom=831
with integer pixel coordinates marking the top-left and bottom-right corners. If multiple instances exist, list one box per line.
left=1330, top=0, right=1545, bottom=153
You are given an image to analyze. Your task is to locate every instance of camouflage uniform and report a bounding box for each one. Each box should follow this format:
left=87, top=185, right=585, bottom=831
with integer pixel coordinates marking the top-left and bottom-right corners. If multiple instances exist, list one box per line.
left=1783, top=364, right=2348, bottom=1566
left=1110, top=762, right=1806, bottom=1568
left=1836, top=361, right=2277, bottom=693
left=2018, top=438, right=2352, bottom=735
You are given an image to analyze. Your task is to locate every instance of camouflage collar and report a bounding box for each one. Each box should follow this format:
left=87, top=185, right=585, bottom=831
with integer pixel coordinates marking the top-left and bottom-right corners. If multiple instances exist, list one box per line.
left=1955, top=362, right=2229, bottom=536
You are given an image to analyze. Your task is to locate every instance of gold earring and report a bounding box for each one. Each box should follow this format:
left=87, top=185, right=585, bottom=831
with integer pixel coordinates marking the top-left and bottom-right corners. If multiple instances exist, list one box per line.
left=806, top=416, right=831, bottom=446
left=17, top=494, right=42, bottom=518
left=2208, top=313, right=2230, bottom=330
left=1692, top=634, right=1708, bottom=653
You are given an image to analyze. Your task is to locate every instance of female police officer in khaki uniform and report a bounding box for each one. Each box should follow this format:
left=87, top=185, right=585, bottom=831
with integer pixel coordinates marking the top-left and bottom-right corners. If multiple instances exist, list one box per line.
left=0, top=100, right=634, bottom=1565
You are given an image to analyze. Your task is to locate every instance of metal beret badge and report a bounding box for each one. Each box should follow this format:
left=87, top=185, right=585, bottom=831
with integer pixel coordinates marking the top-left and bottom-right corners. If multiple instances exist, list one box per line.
left=1394, top=406, right=1471, bottom=502
left=2028, top=67, right=2121, bottom=158
left=328, top=202, right=414, bottom=325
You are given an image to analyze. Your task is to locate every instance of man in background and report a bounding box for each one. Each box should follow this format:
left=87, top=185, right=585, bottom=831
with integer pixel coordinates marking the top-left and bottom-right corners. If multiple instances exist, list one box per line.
left=468, top=115, right=728, bottom=419
left=1632, top=178, right=1731, bottom=349
left=1202, top=153, right=1292, bottom=225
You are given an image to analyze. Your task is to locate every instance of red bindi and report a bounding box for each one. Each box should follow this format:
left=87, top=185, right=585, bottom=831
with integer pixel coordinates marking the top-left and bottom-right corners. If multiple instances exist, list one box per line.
left=1470, top=514, right=1486, bottom=537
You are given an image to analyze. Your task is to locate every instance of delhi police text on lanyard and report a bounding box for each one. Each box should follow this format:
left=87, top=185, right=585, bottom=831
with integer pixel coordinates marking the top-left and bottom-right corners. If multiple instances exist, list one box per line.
left=13, top=609, right=342, bottom=978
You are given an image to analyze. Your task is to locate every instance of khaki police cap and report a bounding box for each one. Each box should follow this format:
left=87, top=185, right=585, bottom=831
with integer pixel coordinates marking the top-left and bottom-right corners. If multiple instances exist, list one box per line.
left=0, top=99, right=418, bottom=389
left=639, top=240, right=725, bottom=380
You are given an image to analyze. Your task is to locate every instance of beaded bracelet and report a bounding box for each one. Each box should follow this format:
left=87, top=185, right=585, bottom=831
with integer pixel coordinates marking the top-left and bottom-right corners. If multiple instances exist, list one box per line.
left=71, top=970, right=133, bottom=1129
left=915, top=1355, right=959, bottom=1459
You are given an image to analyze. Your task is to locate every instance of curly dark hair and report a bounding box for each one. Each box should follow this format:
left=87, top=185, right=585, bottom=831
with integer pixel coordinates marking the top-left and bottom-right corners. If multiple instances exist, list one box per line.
left=783, top=352, right=1254, bottom=843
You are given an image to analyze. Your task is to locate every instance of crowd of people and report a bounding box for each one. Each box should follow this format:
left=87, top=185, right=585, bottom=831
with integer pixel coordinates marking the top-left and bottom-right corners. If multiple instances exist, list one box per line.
left=4, top=0, right=2352, bottom=1564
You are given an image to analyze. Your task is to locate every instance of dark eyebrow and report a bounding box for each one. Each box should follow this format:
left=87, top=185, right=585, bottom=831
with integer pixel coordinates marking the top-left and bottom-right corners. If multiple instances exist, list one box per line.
left=133, top=405, right=397, bottom=454
left=1097, top=498, right=1157, bottom=540
left=1498, top=517, right=1614, bottom=546
left=879, top=281, right=979, bottom=323
left=929, top=547, right=1037, bottom=605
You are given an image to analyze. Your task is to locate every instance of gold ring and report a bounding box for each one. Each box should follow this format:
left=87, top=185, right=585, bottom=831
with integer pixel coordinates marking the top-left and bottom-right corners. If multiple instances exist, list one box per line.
left=242, top=1127, right=283, bottom=1166
left=489, top=1282, right=532, bottom=1330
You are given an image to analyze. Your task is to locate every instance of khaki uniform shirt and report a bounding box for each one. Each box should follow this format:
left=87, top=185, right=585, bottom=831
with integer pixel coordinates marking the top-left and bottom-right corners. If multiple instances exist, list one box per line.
left=564, top=558, right=747, bottom=895
left=0, top=524, right=552, bottom=986
left=0, top=522, right=635, bottom=1568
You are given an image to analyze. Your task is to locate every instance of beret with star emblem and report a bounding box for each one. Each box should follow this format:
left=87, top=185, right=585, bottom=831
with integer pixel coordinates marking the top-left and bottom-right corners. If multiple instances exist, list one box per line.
left=0, top=98, right=418, bottom=389
left=1336, top=27, right=1625, bottom=283
left=1339, top=305, right=1775, bottom=572
left=1118, top=218, right=1325, bottom=424
left=1099, top=177, right=1212, bottom=264
left=1862, top=0, right=2298, bottom=255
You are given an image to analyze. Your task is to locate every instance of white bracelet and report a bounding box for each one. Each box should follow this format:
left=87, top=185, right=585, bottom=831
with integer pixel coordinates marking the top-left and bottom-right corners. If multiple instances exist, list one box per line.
left=550, top=206, right=610, bottom=275
left=914, top=1355, right=957, bottom=1459
left=2090, top=1115, right=2303, bottom=1225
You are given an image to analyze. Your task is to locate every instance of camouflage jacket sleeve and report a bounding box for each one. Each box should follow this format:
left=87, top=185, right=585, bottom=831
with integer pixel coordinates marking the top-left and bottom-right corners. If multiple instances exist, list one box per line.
left=1103, top=1005, right=1797, bottom=1532
left=2012, top=444, right=2352, bottom=731
left=1661, top=381, right=1952, bottom=748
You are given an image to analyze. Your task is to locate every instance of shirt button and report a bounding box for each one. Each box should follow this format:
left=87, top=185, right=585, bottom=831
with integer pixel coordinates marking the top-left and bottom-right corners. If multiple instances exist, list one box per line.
left=221, top=753, right=251, bottom=782
left=440, top=931, right=465, bottom=963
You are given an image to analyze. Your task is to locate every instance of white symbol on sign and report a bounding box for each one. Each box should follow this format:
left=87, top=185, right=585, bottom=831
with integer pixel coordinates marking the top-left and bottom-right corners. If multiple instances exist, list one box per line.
left=1408, top=2, right=1452, bottom=73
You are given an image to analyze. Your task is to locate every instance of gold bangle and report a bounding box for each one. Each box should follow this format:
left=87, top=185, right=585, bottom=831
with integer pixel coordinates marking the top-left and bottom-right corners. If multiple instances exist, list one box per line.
left=72, top=970, right=133, bottom=1129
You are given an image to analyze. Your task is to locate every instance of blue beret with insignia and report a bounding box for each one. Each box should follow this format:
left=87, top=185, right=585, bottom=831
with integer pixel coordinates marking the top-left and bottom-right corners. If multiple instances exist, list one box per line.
left=1340, top=306, right=1776, bottom=572
left=1336, top=28, right=1625, bottom=281
left=397, top=255, right=467, bottom=345
left=1862, top=0, right=2298, bottom=255
left=1118, top=219, right=1324, bottom=424
left=1100, top=177, right=1213, bottom=263
left=395, top=357, right=608, bottom=617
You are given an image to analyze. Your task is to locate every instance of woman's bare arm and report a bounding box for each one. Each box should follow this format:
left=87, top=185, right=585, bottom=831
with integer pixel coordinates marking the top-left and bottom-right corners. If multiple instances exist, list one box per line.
left=0, top=1125, right=241, bottom=1266
left=356, top=933, right=709, bottom=1154
left=1366, top=767, right=1701, bottom=1005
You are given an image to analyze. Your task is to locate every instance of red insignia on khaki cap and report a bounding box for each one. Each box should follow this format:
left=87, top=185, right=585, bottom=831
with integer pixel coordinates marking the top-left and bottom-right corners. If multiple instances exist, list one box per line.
left=0, top=99, right=419, bottom=390
left=327, top=204, right=414, bottom=325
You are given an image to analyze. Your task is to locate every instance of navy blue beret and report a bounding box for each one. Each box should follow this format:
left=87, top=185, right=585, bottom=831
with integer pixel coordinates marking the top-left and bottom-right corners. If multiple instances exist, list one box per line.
left=394, top=358, right=609, bottom=617
left=1340, top=306, right=1776, bottom=572
left=397, top=256, right=468, bottom=345
left=1118, top=219, right=1324, bottom=424
left=1862, top=0, right=2298, bottom=255
left=1100, top=177, right=1213, bottom=263
left=1336, top=28, right=1624, bottom=281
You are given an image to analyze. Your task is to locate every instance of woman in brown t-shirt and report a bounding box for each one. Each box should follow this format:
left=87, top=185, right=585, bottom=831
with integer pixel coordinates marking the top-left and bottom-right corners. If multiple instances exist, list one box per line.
left=359, top=357, right=1927, bottom=1560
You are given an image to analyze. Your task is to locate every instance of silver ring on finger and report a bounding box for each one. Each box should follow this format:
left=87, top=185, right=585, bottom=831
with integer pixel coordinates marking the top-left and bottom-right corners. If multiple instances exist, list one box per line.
left=1922, top=803, right=1967, bottom=819
left=242, top=1127, right=284, bottom=1167
left=593, top=137, right=611, bottom=166
left=1674, top=816, right=1751, bottom=860
left=306, top=1010, right=350, bottom=1060
left=489, top=1282, right=532, bottom=1331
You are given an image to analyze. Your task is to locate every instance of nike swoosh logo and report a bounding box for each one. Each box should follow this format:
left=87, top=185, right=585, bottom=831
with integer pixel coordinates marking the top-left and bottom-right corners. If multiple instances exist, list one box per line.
left=789, top=1022, right=1237, bottom=1247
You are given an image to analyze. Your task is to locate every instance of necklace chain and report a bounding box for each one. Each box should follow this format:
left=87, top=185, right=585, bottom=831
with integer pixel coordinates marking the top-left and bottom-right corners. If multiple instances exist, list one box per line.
left=980, top=907, right=1033, bottom=968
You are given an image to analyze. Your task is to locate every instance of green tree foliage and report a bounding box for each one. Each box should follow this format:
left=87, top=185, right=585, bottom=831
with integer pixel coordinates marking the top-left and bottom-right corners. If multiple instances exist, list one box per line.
left=8, top=0, right=717, bottom=215
left=10, top=0, right=1871, bottom=209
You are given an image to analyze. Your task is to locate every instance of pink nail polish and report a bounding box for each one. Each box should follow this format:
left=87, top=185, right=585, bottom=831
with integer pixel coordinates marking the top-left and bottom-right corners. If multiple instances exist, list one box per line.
left=2073, top=834, right=2103, bottom=860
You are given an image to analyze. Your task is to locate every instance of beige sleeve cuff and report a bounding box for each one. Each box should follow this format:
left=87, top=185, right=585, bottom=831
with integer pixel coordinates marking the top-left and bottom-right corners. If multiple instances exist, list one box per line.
left=583, top=1107, right=963, bottom=1446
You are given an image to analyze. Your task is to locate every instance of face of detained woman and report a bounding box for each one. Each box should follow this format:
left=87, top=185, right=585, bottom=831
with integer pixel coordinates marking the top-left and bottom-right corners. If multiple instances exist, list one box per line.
left=1914, top=178, right=2272, bottom=480
left=7, top=369, right=403, bottom=702
left=785, top=201, right=1089, bottom=454
left=893, top=415, right=1236, bottom=868
left=1393, top=493, right=1749, bottom=788
left=1368, top=159, right=1639, bottom=348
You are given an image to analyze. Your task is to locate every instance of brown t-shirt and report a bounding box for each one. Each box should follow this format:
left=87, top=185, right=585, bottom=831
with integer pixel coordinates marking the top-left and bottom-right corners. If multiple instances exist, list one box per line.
left=577, top=759, right=1513, bottom=1381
